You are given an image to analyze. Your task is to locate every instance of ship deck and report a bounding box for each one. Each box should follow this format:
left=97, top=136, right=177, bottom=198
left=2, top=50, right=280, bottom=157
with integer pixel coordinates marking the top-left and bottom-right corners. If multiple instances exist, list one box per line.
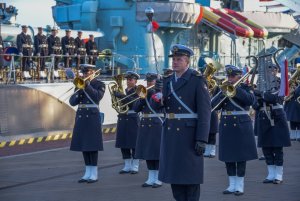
left=0, top=138, right=299, bottom=201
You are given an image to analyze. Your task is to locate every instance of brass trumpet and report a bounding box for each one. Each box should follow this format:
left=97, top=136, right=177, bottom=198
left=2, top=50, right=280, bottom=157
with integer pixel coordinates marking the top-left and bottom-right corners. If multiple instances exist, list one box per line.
left=211, top=70, right=253, bottom=111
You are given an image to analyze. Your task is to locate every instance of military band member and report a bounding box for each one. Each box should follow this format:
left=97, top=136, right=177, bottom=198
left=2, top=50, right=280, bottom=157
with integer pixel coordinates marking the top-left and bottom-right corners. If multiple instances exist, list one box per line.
left=284, top=78, right=300, bottom=141
left=61, top=29, right=76, bottom=68
left=34, top=27, right=48, bottom=77
left=212, top=65, right=257, bottom=196
left=75, top=31, right=86, bottom=67
left=151, top=44, right=211, bottom=201
left=114, top=71, right=140, bottom=174
left=86, top=34, right=98, bottom=65
left=17, top=25, right=33, bottom=78
left=133, top=73, right=163, bottom=188
left=47, top=27, right=62, bottom=76
left=252, top=65, right=291, bottom=184
left=69, top=64, right=106, bottom=183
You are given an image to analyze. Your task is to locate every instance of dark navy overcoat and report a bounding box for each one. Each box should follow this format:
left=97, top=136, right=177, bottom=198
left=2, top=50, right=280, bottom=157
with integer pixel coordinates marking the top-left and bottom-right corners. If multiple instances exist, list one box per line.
left=115, top=87, right=140, bottom=149
left=133, top=89, right=163, bottom=160
left=151, top=68, right=211, bottom=184
left=212, top=83, right=258, bottom=162
left=253, top=91, right=291, bottom=147
left=69, top=79, right=106, bottom=151
left=284, top=86, right=300, bottom=122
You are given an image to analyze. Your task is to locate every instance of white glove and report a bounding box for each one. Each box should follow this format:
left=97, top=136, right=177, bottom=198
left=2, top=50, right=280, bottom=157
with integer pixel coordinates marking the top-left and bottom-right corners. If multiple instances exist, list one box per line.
left=19, top=52, right=23, bottom=57
left=74, top=53, right=77, bottom=57
left=66, top=53, right=69, bottom=56
left=37, top=53, right=41, bottom=57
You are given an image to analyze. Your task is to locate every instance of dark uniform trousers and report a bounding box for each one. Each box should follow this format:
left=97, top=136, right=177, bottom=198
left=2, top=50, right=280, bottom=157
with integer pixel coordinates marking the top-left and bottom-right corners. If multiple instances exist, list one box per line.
left=121, top=148, right=136, bottom=159
left=171, top=184, right=200, bottom=201
left=47, top=35, right=62, bottom=71
left=83, top=151, right=98, bottom=166
left=225, top=161, right=246, bottom=177
left=146, top=160, right=159, bottom=170
left=207, top=133, right=216, bottom=145
left=17, top=32, right=33, bottom=71
left=262, top=147, right=283, bottom=166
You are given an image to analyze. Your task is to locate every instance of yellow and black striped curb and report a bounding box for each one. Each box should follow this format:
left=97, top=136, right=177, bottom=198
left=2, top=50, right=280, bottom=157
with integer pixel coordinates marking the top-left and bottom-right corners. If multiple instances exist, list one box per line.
left=0, top=127, right=116, bottom=149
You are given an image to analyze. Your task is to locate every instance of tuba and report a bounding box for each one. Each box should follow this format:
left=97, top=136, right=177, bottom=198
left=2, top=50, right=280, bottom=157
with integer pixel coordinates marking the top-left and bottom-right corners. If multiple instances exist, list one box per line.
left=203, top=58, right=223, bottom=93
left=108, top=74, right=129, bottom=114
left=285, top=65, right=300, bottom=102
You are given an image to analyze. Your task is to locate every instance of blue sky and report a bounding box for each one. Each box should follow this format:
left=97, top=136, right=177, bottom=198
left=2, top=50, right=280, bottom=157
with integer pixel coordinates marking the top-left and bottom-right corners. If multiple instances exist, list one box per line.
left=2, top=0, right=55, bottom=27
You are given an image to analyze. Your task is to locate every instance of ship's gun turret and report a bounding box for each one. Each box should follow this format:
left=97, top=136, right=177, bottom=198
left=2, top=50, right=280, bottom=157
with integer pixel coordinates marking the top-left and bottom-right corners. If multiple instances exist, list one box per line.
left=0, top=3, right=18, bottom=24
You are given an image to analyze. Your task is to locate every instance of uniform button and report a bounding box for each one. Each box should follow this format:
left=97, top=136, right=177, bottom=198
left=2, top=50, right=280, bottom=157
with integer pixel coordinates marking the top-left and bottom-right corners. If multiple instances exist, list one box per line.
left=224, top=116, right=227, bottom=119
left=178, top=118, right=181, bottom=121
left=233, top=116, right=236, bottom=119
left=234, top=123, right=236, bottom=127
left=79, top=115, right=82, bottom=118
left=149, top=118, right=152, bottom=121
left=224, top=103, right=227, bottom=105
left=87, top=108, right=89, bottom=110
left=224, top=124, right=227, bottom=126
left=149, top=125, right=151, bottom=127
left=142, top=125, right=144, bottom=127
left=80, top=102, right=82, bottom=104
left=79, top=108, right=81, bottom=111
left=168, top=127, right=171, bottom=130
left=167, top=107, right=170, bottom=109
left=178, top=107, right=181, bottom=110
left=168, top=97, right=170, bottom=100
left=80, top=95, right=82, bottom=97
left=179, top=96, right=182, bottom=99
left=126, top=119, right=128, bottom=121
left=76, top=95, right=78, bottom=98
left=86, top=115, right=89, bottom=118
left=263, top=117, right=265, bottom=120
left=120, top=118, right=122, bottom=120
left=177, top=128, right=180, bottom=131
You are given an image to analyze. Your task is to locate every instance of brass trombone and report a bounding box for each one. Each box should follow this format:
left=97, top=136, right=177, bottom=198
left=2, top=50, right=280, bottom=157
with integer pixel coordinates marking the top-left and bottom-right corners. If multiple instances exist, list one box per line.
left=211, top=69, right=253, bottom=111
left=111, top=85, right=154, bottom=112
left=57, top=68, right=101, bottom=103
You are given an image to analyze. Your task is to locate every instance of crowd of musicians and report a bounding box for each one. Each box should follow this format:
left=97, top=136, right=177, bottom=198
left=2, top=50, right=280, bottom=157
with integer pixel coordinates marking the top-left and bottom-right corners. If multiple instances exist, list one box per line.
left=68, top=44, right=300, bottom=201
left=0, top=25, right=99, bottom=79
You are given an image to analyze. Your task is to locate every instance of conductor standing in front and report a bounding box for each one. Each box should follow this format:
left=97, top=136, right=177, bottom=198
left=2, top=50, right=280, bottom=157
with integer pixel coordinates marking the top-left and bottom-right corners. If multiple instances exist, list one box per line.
left=151, top=44, right=211, bottom=201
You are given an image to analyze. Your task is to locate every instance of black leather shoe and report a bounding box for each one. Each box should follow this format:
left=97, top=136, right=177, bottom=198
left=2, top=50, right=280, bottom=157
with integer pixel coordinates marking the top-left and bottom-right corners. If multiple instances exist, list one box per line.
left=119, top=170, right=130, bottom=174
left=259, top=156, right=265, bottom=160
left=142, top=183, right=152, bottom=187
left=209, top=155, right=215, bottom=158
left=203, top=155, right=209, bottom=158
left=223, top=190, right=234, bottom=194
left=263, top=179, right=273, bottom=183
left=273, top=179, right=283, bottom=184
left=152, top=183, right=162, bottom=188
left=234, top=191, right=244, bottom=196
left=87, top=179, right=98, bottom=183
left=130, top=170, right=138, bottom=174
left=78, top=179, right=88, bottom=183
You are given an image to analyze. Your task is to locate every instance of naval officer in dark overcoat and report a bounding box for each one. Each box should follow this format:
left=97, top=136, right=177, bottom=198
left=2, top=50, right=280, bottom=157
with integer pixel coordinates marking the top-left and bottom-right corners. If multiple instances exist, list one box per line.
left=151, top=44, right=211, bottom=201
left=133, top=73, right=164, bottom=188
left=212, top=65, right=257, bottom=196
left=34, top=27, right=48, bottom=76
left=114, top=71, right=140, bottom=174
left=17, top=25, right=33, bottom=78
left=284, top=78, right=300, bottom=141
left=253, top=65, right=291, bottom=184
left=61, top=29, right=76, bottom=68
left=69, top=64, right=105, bottom=183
